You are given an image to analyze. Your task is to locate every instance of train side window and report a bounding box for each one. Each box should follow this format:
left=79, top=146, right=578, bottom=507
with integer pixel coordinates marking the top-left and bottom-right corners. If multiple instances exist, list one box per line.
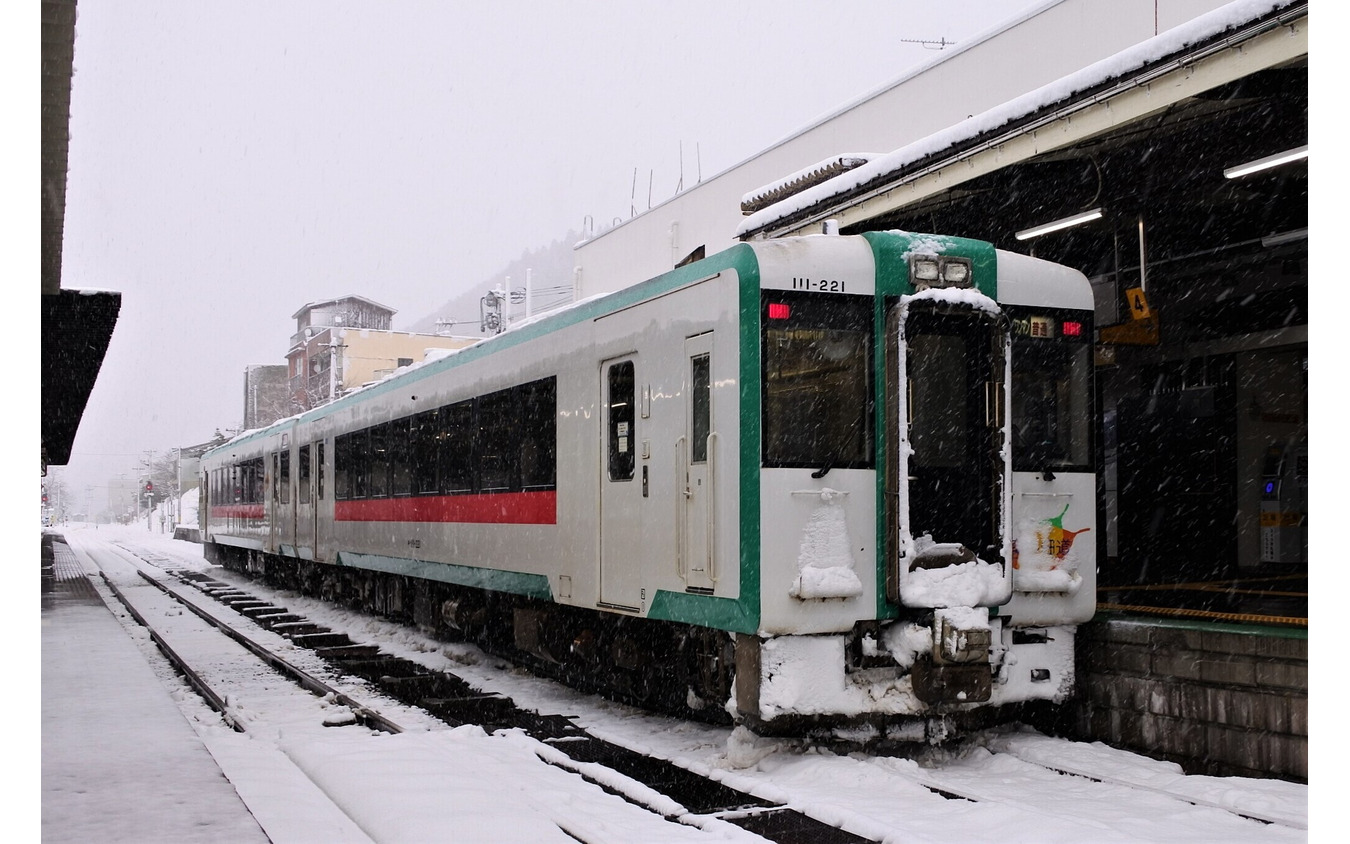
left=316, top=442, right=325, bottom=500
left=478, top=390, right=518, bottom=492
left=389, top=417, right=413, bottom=496
left=413, top=410, right=439, bottom=495
left=519, top=378, right=557, bottom=490
left=298, top=444, right=311, bottom=504
left=441, top=401, right=474, bottom=494
left=334, top=433, right=351, bottom=500
left=278, top=449, right=290, bottom=504
left=691, top=354, right=711, bottom=464
left=608, top=361, right=636, bottom=481
left=369, top=423, right=390, bottom=498
left=352, top=429, right=371, bottom=499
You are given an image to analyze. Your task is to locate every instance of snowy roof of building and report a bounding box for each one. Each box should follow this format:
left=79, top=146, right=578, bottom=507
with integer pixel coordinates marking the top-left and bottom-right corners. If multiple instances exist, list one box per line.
left=290, top=295, right=396, bottom=320
left=737, top=0, right=1303, bottom=238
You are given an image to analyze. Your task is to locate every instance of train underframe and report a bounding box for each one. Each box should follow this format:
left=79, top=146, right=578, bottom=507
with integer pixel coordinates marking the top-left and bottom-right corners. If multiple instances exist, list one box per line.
left=205, top=542, right=1069, bottom=745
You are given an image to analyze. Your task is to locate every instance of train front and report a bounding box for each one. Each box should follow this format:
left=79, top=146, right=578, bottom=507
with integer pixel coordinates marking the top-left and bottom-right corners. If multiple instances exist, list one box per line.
left=745, top=232, right=1096, bottom=741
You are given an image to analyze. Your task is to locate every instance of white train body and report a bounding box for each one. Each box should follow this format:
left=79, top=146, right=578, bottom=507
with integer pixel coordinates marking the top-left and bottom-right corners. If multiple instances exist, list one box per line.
left=202, top=232, right=1096, bottom=739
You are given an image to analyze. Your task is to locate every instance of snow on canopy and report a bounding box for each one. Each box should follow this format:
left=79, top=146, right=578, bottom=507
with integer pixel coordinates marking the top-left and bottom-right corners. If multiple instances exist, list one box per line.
left=737, top=0, right=1299, bottom=236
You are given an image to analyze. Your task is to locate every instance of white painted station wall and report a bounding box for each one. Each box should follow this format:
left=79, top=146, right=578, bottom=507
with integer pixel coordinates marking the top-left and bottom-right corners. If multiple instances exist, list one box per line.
left=572, top=0, right=1234, bottom=298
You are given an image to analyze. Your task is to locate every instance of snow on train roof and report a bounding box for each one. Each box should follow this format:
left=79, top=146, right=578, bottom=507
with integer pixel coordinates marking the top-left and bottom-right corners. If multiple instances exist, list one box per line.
left=737, top=0, right=1299, bottom=237
left=995, top=249, right=1093, bottom=310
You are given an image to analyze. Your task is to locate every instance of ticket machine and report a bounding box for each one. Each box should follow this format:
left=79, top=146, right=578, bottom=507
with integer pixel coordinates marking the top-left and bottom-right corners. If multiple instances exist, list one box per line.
left=1259, top=433, right=1307, bottom=564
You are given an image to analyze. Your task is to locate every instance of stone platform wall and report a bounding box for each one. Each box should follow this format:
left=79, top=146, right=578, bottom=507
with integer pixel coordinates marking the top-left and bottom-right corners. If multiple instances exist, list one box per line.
left=1073, top=616, right=1307, bottom=781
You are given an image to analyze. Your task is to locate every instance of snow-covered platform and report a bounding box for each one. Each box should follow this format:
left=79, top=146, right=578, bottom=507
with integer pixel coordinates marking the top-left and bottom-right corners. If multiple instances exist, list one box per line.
left=40, top=532, right=271, bottom=844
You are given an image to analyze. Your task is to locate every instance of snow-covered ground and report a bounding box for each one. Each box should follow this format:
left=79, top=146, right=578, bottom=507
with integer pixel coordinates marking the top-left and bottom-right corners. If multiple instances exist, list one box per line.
left=41, top=523, right=1310, bottom=842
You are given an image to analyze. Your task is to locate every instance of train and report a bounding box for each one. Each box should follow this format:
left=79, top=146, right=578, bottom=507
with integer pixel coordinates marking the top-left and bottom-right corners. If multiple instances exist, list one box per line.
left=200, top=230, right=1097, bottom=743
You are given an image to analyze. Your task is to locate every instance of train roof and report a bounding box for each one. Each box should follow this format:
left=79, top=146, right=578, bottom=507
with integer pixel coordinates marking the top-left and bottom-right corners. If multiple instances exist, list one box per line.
left=205, top=233, right=1090, bottom=460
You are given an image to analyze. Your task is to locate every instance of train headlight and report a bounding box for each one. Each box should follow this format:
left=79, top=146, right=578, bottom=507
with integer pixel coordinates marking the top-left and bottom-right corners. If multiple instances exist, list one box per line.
left=912, top=257, right=941, bottom=283
left=909, top=255, right=974, bottom=290
left=942, top=259, right=971, bottom=286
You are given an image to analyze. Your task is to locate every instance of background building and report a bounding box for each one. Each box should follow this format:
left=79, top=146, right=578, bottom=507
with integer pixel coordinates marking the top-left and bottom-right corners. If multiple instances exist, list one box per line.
left=243, top=364, right=290, bottom=430
left=286, top=295, right=478, bottom=411
left=105, top=475, right=141, bottom=523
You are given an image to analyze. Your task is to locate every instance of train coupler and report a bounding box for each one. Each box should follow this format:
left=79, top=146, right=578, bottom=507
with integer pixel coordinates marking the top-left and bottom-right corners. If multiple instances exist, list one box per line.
left=911, top=660, right=992, bottom=704
left=912, top=607, right=993, bottom=704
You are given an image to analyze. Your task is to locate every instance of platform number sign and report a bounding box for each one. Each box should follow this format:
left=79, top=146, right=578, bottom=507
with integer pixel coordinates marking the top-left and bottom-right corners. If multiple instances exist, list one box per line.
left=1126, top=287, right=1152, bottom=320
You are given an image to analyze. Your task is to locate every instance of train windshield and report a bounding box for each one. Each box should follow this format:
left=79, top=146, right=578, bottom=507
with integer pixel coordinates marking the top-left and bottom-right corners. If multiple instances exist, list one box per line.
left=761, top=292, right=874, bottom=469
left=1008, top=307, right=1094, bottom=472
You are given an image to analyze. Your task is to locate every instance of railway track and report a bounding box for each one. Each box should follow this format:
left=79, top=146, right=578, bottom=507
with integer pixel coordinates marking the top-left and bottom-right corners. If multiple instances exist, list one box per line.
left=878, top=736, right=1310, bottom=834
left=93, top=543, right=875, bottom=844
left=979, top=731, right=1308, bottom=831
left=66, top=532, right=1305, bottom=842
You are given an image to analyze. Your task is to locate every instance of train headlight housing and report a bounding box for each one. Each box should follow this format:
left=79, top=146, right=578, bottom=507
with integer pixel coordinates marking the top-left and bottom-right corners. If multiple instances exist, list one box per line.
left=912, top=257, right=941, bottom=283
left=909, top=255, right=974, bottom=290
left=942, top=259, right=971, bottom=286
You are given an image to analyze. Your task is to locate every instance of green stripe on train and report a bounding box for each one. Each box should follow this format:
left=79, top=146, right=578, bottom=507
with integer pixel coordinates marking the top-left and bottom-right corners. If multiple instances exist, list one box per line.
left=336, top=551, right=554, bottom=600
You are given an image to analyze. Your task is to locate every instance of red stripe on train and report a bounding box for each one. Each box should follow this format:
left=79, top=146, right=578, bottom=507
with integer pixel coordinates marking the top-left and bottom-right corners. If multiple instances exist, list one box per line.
left=335, top=490, right=557, bottom=524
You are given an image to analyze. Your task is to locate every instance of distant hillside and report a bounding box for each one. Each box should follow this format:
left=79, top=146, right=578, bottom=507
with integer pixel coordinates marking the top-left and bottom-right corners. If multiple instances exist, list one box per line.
left=405, top=231, right=581, bottom=337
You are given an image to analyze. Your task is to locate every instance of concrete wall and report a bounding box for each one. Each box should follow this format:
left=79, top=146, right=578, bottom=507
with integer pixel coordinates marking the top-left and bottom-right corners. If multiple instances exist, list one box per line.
left=1075, top=617, right=1307, bottom=781
left=574, top=0, right=1234, bottom=297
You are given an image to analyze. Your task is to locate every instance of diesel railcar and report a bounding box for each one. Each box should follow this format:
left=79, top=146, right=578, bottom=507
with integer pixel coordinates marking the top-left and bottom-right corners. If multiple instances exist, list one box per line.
left=201, top=231, right=1096, bottom=742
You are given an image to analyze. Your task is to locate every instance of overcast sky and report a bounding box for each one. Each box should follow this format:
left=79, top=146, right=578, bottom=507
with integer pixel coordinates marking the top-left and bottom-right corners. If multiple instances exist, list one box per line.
left=48, top=0, right=1056, bottom=505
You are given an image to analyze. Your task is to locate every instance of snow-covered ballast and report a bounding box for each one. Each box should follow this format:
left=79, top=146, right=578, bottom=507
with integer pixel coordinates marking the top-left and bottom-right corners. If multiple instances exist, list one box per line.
left=199, top=231, right=1095, bottom=742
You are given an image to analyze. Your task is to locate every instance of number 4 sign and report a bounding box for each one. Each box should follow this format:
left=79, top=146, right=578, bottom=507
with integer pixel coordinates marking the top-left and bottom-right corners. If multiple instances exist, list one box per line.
left=1126, top=287, right=1152, bottom=320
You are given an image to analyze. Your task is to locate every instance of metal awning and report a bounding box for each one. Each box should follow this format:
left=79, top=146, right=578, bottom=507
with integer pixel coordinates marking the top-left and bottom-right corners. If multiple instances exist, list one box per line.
left=42, top=0, right=123, bottom=473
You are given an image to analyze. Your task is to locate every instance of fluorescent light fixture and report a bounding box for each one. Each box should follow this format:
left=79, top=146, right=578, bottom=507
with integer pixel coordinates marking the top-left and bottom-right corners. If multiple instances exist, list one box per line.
left=1261, top=228, right=1307, bottom=248
left=1015, top=208, right=1103, bottom=241
left=1224, top=145, right=1308, bottom=179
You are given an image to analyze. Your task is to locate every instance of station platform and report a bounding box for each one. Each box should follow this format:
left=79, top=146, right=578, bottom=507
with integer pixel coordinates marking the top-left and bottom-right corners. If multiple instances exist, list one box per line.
left=40, top=531, right=270, bottom=843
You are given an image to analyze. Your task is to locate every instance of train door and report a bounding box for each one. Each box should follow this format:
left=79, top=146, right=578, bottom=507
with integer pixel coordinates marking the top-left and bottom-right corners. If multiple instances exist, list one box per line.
left=313, top=441, right=327, bottom=562
left=296, top=443, right=314, bottom=556
left=895, top=301, right=1008, bottom=594
left=681, top=333, right=716, bottom=593
left=268, top=450, right=280, bottom=551
left=599, top=356, right=643, bottom=611
left=271, top=444, right=294, bottom=553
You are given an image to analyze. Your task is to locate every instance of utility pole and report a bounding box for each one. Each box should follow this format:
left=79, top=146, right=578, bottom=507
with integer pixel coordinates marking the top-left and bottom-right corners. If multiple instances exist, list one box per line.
left=319, top=337, right=345, bottom=404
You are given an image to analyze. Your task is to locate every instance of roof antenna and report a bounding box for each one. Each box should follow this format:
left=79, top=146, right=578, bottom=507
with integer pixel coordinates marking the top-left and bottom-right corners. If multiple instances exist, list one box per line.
left=677, top=141, right=684, bottom=193
left=899, top=36, right=955, bottom=50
